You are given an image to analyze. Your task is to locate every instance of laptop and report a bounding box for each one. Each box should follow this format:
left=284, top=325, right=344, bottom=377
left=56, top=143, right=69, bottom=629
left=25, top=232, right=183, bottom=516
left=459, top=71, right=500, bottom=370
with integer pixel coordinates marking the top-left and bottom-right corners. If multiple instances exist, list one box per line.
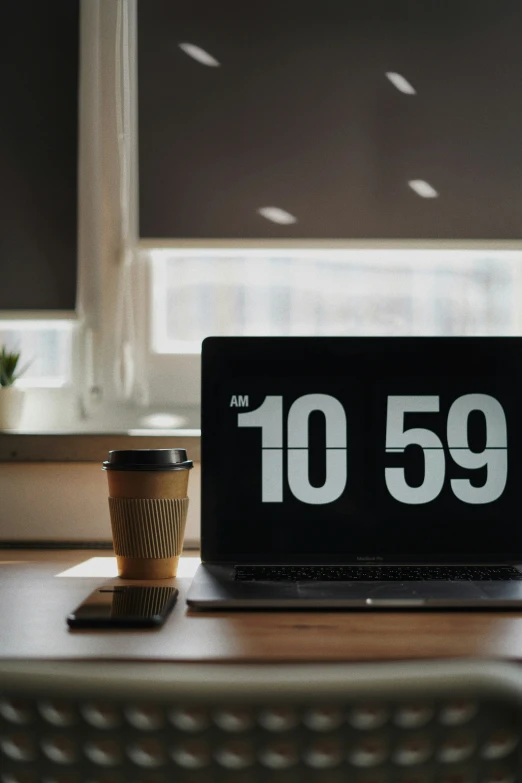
left=187, top=337, right=522, bottom=608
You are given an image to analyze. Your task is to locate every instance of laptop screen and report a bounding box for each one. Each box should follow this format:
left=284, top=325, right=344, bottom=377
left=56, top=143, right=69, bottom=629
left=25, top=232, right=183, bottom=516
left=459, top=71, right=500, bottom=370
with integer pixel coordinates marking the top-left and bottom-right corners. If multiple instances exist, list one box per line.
left=201, top=337, right=522, bottom=564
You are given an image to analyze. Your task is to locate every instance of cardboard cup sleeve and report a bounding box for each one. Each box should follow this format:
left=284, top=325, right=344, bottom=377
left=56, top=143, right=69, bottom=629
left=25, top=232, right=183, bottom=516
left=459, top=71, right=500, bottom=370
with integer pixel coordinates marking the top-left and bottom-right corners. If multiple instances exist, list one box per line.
left=108, top=497, right=189, bottom=578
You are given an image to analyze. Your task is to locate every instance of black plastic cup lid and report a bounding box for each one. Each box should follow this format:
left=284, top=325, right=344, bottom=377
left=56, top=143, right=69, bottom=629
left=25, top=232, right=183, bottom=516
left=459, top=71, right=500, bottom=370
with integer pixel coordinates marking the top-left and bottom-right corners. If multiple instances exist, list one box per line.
left=102, top=449, right=193, bottom=471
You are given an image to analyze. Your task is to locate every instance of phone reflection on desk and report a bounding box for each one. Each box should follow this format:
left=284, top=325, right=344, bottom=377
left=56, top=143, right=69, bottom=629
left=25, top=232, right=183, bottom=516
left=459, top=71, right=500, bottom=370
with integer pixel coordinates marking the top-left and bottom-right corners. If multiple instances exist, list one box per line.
left=67, top=585, right=178, bottom=628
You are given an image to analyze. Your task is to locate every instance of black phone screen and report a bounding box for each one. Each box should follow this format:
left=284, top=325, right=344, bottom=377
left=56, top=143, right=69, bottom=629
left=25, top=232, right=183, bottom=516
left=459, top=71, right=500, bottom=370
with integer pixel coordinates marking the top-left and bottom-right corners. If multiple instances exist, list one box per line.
left=67, top=586, right=178, bottom=628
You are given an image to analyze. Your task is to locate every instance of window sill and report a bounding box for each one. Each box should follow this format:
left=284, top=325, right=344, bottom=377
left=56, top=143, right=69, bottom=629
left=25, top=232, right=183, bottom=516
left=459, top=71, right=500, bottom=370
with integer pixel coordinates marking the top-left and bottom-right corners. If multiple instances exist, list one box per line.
left=0, top=430, right=201, bottom=463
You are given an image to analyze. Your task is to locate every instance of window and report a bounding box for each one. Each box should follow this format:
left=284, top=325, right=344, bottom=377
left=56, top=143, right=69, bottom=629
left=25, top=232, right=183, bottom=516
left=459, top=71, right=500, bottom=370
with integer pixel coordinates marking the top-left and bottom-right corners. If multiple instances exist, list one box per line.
left=6, top=1, right=522, bottom=426
left=0, top=321, right=74, bottom=388
left=150, top=249, right=522, bottom=351
left=0, top=0, right=78, bottom=412
left=136, top=0, right=522, bottom=413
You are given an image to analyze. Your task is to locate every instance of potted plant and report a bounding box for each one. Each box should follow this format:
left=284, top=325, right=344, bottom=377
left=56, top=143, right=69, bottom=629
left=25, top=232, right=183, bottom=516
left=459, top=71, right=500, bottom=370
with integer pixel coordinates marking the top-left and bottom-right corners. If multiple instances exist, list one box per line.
left=0, top=346, right=27, bottom=430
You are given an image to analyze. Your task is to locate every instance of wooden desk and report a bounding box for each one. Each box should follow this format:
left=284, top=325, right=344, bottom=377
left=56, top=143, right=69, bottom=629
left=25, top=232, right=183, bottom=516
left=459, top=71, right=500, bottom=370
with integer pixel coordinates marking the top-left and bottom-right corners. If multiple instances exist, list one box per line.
left=2, top=549, right=522, bottom=662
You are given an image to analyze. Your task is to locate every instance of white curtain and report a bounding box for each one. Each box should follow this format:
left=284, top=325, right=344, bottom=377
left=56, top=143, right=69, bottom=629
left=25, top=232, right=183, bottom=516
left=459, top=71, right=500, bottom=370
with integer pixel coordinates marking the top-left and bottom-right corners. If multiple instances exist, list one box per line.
left=76, top=0, right=144, bottom=414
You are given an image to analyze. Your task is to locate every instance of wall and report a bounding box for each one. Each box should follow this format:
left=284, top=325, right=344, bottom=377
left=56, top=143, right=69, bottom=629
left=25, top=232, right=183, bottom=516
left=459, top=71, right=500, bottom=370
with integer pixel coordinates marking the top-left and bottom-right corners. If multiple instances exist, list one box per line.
left=0, top=462, right=201, bottom=546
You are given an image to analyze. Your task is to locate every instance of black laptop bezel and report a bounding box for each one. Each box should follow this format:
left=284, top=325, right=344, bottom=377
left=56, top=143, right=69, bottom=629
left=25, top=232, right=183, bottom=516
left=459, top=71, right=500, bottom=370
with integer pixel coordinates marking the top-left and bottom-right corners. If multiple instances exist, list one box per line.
left=201, top=336, right=522, bottom=566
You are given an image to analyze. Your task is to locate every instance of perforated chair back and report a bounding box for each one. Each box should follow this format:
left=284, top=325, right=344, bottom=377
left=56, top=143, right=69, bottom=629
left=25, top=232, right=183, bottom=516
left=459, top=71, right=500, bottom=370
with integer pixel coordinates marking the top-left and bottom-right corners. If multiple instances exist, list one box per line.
left=1, top=659, right=521, bottom=782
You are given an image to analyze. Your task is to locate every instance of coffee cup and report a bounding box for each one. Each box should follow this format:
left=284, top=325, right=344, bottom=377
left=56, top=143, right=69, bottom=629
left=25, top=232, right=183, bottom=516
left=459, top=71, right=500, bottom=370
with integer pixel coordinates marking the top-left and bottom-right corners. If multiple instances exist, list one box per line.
left=103, top=449, right=193, bottom=579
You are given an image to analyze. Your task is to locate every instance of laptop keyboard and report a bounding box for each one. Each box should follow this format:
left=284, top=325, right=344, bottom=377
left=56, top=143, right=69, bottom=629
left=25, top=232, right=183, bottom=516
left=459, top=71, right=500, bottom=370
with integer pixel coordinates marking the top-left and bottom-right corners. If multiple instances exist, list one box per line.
left=235, top=565, right=522, bottom=582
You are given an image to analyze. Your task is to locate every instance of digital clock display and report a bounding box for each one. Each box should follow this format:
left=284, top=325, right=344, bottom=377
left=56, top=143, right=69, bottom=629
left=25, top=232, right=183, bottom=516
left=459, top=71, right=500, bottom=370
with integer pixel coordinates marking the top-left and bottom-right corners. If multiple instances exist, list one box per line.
left=201, top=338, right=522, bottom=563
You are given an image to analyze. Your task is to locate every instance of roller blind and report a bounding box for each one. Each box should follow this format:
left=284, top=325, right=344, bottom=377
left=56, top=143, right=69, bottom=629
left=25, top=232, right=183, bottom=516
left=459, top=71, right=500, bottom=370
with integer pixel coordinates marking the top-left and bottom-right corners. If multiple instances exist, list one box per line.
left=0, top=0, right=79, bottom=310
left=138, top=0, right=522, bottom=240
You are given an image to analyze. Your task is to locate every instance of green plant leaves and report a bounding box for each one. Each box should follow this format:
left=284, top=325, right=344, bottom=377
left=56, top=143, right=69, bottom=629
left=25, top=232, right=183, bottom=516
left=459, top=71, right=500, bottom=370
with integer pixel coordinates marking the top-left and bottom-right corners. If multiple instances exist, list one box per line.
left=0, top=346, right=22, bottom=387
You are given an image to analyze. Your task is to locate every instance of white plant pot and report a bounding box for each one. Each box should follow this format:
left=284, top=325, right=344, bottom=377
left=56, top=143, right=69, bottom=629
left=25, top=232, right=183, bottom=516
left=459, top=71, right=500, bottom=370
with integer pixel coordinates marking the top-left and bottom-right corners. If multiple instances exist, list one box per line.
left=0, top=386, right=25, bottom=430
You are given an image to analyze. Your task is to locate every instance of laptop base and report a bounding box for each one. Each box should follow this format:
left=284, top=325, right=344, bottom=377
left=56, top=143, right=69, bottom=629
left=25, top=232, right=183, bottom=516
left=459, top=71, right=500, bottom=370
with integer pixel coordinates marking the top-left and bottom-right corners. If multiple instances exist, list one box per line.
left=186, top=564, right=522, bottom=610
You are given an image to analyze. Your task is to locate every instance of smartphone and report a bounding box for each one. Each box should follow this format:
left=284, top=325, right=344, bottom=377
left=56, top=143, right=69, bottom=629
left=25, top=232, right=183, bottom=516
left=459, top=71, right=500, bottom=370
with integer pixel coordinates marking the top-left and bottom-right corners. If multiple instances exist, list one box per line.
left=67, top=585, right=179, bottom=628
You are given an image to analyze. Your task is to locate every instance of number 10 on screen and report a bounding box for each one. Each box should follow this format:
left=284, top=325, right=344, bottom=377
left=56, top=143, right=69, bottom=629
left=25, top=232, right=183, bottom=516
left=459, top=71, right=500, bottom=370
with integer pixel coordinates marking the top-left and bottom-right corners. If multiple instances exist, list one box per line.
left=237, top=393, right=508, bottom=506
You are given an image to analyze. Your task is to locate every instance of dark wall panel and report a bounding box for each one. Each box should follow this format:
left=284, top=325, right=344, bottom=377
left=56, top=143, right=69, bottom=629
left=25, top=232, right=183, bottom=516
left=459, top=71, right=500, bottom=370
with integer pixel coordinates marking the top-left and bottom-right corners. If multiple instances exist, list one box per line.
left=138, top=0, right=522, bottom=240
left=0, top=0, right=79, bottom=310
